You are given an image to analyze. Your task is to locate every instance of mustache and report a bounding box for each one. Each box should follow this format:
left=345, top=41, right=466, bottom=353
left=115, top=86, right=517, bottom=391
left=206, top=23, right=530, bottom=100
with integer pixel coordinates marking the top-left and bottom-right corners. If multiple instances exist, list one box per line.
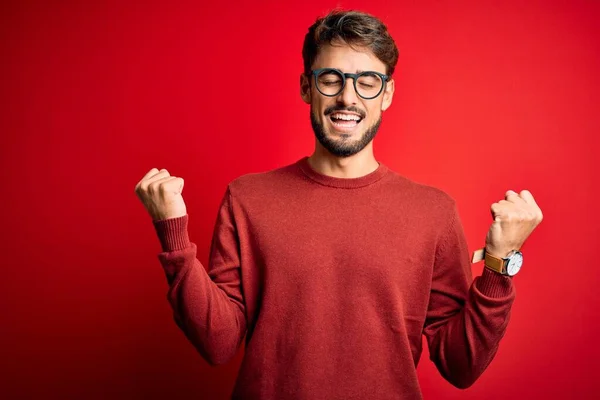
left=324, top=105, right=365, bottom=119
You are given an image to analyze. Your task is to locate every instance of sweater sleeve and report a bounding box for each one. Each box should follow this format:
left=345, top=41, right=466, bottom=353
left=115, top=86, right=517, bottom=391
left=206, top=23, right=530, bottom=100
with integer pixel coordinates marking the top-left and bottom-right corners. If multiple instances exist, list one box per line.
left=422, top=202, right=516, bottom=389
left=152, top=186, right=247, bottom=366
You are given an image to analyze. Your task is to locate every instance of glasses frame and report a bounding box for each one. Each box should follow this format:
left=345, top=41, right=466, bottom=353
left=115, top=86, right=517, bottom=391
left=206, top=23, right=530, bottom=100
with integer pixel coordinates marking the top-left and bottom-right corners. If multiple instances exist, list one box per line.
left=310, top=68, right=391, bottom=100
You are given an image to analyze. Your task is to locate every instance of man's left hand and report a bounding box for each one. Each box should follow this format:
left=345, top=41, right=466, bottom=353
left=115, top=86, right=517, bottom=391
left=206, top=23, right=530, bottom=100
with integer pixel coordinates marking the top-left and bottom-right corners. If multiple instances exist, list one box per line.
left=485, top=190, right=543, bottom=258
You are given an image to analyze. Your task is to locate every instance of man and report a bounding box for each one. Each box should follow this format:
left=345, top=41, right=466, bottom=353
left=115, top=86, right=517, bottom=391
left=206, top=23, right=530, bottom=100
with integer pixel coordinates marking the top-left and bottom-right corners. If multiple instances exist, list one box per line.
left=134, top=10, right=542, bottom=399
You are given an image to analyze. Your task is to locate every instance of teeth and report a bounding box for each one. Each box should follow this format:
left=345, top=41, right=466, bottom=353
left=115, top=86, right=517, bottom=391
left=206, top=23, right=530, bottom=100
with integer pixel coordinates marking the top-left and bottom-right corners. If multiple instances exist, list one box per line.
left=331, top=113, right=361, bottom=121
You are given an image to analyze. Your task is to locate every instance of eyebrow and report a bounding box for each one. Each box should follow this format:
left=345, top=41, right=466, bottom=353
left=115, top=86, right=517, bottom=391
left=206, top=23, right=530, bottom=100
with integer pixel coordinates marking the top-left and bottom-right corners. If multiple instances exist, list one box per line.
left=355, top=69, right=381, bottom=74
left=324, top=68, right=384, bottom=75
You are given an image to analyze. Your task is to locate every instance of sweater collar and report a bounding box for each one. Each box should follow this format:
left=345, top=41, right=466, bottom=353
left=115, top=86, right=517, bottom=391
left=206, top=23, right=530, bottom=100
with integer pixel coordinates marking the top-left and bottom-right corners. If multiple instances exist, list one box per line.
left=296, top=156, right=388, bottom=189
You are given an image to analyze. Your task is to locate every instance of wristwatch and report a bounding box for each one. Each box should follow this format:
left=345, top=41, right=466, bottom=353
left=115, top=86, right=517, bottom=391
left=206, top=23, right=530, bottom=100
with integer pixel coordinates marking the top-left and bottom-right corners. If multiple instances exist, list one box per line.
left=484, top=249, right=523, bottom=276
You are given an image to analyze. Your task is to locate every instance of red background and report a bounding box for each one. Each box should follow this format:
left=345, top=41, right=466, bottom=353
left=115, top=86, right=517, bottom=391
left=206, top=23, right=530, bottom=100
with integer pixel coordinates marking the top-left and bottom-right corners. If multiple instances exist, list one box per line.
left=1, top=0, right=599, bottom=399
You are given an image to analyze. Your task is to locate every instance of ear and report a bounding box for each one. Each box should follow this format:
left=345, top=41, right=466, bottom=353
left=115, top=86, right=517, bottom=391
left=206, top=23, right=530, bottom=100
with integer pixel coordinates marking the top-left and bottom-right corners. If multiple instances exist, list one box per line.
left=381, top=78, right=395, bottom=111
left=300, top=73, right=312, bottom=104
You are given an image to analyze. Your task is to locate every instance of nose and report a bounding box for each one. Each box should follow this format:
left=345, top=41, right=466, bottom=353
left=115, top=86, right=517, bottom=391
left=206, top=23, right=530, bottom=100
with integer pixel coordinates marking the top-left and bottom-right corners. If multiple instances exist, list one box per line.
left=336, top=77, right=359, bottom=105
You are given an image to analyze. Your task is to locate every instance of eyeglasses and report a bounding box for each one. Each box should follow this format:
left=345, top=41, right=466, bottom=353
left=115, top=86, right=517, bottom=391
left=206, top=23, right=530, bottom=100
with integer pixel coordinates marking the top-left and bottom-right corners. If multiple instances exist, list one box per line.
left=310, top=68, right=390, bottom=100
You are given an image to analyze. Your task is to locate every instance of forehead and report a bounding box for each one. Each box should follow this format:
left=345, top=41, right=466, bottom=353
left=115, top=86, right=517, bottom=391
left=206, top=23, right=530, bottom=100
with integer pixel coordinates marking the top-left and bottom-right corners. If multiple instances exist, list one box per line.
left=312, top=42, right=386, bottom=74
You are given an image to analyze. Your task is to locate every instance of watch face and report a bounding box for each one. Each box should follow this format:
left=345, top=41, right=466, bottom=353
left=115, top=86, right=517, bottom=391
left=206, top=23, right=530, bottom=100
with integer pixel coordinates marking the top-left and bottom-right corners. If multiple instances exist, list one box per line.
left=506, top=252, right=523, bottom=276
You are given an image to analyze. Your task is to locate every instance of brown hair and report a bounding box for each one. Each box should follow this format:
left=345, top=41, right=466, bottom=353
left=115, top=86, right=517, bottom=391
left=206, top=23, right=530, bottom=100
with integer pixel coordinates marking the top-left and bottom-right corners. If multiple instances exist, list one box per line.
left=302, top=9, right=399, bottom=77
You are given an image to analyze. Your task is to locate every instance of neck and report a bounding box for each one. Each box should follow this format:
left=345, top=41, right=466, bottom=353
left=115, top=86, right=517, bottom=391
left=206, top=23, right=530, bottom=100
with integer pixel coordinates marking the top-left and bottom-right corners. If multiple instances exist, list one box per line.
left=307, top=144, right=379, bottom=179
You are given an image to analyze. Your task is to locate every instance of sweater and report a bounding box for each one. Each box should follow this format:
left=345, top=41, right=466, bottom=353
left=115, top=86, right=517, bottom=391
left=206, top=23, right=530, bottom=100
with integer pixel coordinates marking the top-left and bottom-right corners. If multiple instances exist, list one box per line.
left=152, top=156, right=516, bottom=400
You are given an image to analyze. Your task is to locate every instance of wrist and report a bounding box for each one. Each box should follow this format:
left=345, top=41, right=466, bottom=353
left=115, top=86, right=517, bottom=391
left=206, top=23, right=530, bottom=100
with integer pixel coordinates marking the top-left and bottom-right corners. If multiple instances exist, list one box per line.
left=484, top=249, right=524, bottom=277
left=484, top=246, right=514, bottom=259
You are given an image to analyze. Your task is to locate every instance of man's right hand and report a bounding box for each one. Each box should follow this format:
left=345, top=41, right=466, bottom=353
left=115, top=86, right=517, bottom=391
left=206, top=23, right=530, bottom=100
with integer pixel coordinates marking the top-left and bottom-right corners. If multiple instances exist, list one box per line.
left=134, top=168, right=187, bottom=221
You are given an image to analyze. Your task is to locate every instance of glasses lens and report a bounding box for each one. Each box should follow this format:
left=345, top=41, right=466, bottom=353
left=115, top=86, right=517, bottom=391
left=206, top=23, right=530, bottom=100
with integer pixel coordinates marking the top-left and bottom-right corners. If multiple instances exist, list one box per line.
left=316, top=70, right=344, bottom=96
left=356, top=73, right=384, bottom=99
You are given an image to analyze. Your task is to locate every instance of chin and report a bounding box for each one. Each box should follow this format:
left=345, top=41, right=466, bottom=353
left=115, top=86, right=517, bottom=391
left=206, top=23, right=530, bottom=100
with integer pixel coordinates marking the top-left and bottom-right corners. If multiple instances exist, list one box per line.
left=310, top=109, right=383, bottom=156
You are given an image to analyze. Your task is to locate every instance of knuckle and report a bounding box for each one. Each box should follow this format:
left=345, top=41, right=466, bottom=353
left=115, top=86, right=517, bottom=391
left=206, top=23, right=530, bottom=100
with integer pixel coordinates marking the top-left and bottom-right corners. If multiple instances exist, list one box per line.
left=139, top=182, right=149, bottom=192
left=518, top=212, right=528, bottom=222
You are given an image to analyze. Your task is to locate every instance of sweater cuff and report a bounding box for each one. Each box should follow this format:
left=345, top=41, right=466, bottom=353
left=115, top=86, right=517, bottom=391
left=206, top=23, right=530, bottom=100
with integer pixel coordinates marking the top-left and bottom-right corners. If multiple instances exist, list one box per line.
left=474, top=268, right=514, bottom=298
left=152, top=214, right=191, bottom=252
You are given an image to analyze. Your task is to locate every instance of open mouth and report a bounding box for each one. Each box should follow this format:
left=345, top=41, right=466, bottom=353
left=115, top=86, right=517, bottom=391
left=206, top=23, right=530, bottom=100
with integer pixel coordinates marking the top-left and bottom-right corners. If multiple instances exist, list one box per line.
left=328, top=112, right=363, bottom=131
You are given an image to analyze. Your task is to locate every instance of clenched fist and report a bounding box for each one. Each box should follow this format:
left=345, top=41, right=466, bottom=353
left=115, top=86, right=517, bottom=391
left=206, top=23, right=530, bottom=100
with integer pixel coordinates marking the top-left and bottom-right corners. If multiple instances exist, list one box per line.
left=134, top=168, right=187, bottom=221
left=485, top=189, right=543, bottom=258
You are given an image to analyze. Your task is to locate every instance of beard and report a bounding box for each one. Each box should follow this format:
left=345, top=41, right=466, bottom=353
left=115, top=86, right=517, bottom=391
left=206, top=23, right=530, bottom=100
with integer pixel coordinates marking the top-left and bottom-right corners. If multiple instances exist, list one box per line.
left=310, top=106, right=382, bottom=158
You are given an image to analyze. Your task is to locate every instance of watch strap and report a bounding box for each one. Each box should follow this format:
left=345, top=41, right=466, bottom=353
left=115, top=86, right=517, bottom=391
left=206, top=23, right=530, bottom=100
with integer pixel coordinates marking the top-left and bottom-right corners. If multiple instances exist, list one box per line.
left=471, top=248, right=506, bottom=274
left=484, top=251, right=505, bottom=274
left=471, top=248, right=485, bottom=263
